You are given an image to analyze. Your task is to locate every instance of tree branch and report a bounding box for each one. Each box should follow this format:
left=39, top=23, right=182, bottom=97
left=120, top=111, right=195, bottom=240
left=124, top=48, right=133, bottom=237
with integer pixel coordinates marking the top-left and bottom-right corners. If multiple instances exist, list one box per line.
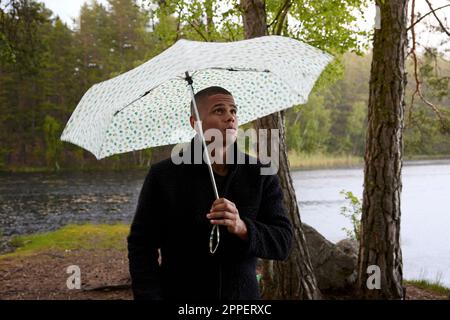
left=186, top=19, right=209, bottom=41
left=407, top=0, right=450, bottom=132
left=267, top=0, right=289, bottom=29
left=173, top=6, right=183, bottom=42
left=274, top=1, right=292, bottom=35
left=408, top=0, right=418, bottom=125
left=175, top=2, right=209, bottom=42
left=424, top=0, right=450, bottom=36
left=224, top=22, right=236, bottom=41
left=406, top=3, right=450, bottom=33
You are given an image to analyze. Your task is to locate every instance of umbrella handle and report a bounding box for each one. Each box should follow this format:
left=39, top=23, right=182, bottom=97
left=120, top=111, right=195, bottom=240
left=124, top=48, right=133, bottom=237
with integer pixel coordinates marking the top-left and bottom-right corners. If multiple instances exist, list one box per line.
left=186, top=74, right=220, bottom=254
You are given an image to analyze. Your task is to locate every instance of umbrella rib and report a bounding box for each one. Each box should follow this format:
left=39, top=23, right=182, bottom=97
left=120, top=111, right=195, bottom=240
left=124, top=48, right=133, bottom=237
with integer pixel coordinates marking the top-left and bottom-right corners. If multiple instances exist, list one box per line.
left=113, top=90, right=152, bottom=117
left=209, top=67, right=270, bottom=73
left=113, top=68, right=270, bottom=117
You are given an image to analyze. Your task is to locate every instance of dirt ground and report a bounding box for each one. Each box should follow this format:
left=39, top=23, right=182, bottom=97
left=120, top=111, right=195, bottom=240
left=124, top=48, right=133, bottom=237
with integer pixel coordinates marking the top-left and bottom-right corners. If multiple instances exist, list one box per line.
left=0, top=249, right=448, bottom=300
left=0, top=249, right=133, bottom=300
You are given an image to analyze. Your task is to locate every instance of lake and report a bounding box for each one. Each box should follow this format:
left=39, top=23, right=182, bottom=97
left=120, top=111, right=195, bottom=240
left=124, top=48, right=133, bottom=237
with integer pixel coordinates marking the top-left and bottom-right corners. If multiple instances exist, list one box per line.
left=0, top=160, right=449, bottom=287
left=295, top=160, right=450, bottom=287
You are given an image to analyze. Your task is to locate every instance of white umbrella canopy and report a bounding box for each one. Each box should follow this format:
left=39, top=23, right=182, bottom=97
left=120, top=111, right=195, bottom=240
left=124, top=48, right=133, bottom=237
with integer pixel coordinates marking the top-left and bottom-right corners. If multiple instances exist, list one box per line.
left=60, top=35, right=333, bottom=160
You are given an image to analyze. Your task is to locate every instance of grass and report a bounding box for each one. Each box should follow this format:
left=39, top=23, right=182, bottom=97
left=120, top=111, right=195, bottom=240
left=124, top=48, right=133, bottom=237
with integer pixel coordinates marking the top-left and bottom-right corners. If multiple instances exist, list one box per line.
left=405, top=279, right=450, bottom=296
left=404, top=154, right=450, bottom=161
left=288, top=150, right=363, bottom=170
left=0, top=223, right=129, bottom=259
left=0, top=166, right=51, bottom=173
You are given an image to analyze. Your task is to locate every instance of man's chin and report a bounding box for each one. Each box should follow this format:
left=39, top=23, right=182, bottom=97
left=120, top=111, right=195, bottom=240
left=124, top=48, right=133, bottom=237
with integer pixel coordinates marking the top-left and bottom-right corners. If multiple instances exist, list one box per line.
left=224, top=128, right=237, bottom=138
left=224, top=134, right=237, bottom=145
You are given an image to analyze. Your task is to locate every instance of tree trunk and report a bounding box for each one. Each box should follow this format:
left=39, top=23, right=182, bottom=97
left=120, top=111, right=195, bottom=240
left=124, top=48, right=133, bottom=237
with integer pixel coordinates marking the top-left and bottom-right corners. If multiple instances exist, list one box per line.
left=240, top=0, right=321, bottom=300
left=241, top=0, right=267, bottom=38
left=205, top=0, right=214, bottom=37
left=357, top=0, right=407, bottom=299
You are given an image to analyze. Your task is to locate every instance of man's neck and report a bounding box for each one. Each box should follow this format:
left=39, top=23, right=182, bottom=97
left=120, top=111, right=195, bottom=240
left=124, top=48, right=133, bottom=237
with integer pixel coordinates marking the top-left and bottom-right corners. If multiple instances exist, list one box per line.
left=211, top=143, right=233, bottom=176
left=212, top=163, right=228, bottom=176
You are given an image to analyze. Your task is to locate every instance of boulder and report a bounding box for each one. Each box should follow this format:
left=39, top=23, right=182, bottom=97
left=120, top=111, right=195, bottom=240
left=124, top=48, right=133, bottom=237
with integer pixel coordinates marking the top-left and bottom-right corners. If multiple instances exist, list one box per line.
left=303, top=223, right=359, bottom=291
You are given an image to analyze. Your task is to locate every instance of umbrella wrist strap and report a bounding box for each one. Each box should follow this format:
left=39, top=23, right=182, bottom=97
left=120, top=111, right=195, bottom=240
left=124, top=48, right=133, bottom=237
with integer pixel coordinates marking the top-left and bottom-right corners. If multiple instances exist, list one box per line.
left=209, top=225, right=220, bottom=254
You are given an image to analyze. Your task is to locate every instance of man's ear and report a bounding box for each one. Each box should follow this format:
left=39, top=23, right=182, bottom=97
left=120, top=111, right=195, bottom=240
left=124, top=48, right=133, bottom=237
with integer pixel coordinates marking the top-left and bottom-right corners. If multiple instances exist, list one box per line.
left=190, top=115, right=195, bottom=129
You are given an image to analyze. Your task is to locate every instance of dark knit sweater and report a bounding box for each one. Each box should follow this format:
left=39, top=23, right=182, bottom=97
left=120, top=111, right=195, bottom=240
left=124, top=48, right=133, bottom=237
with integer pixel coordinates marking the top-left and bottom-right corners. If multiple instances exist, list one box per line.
left=127, top=139, right=293, bottom=300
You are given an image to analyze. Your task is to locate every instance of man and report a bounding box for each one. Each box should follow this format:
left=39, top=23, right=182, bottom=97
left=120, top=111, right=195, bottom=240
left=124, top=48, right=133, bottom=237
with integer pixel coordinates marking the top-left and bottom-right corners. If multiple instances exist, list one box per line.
left=127, top=86, right=293, bottom=300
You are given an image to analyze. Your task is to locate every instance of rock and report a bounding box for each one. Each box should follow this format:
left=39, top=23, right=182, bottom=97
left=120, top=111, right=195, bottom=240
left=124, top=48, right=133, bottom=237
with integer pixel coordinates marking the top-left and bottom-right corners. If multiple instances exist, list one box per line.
left=336, top=238, right=359, bottom=255
left=302, top=223, right=358, bottom=291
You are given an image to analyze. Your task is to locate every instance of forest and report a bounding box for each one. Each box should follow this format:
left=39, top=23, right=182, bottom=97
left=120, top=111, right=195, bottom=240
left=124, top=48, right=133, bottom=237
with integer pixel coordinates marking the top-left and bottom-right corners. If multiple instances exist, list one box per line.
left=1, top=0, right=449, bottom=171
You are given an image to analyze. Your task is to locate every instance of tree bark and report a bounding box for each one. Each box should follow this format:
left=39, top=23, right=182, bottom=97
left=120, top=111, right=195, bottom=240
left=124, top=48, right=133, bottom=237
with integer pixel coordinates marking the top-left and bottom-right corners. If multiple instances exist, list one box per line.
left=241, top=0, right=267, bottom=38
left=357, top=0, right=407, bottom=299
left=205, top=0, right=214, bottom=37
left=240, top=0, right=321, bottom=299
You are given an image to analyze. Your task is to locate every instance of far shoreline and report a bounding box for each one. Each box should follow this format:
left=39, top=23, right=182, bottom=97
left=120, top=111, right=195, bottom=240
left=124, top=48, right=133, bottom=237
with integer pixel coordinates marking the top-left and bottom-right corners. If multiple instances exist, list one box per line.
left=1, top=154, right=450, bottom=174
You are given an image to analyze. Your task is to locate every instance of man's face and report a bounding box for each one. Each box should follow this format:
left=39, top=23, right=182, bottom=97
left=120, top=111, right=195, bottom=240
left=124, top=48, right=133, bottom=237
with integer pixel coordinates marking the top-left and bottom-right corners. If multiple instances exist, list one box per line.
left=190, top=93, right=238, bottom=146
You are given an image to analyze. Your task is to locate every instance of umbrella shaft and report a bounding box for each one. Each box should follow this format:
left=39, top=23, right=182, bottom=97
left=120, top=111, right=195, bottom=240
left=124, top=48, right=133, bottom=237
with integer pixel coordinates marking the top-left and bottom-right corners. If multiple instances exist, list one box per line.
left=187, top=83, right=219, bottom=201
left=186, top=73, right=220, bottom=255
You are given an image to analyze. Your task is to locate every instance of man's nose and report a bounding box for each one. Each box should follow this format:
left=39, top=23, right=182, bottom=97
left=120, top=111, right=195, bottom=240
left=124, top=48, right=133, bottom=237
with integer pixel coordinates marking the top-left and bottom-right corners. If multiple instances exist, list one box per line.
left=225, top=110, right=236, bottom=122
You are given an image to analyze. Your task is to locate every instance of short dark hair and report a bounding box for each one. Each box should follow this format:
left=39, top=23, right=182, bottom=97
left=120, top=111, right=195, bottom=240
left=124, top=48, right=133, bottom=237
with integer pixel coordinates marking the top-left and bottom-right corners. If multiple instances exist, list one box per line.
left=190, top=86, right=233, bottom=119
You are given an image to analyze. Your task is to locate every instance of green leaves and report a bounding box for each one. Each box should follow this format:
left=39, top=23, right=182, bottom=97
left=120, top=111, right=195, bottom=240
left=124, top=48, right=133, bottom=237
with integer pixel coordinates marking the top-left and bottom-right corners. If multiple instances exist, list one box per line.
left=339, top=189, right=362, bottom=241
left=0, top=31, right=16, bottom=63
left=287, top=0, right=370, bottom=55
left=287, top=93, right=331, bottom=153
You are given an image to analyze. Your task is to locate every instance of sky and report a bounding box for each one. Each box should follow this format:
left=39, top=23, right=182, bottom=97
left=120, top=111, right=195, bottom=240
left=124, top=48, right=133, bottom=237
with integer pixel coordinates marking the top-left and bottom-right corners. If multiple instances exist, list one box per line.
left=40, top=0, right=109, bottom=26
left=39, top=0, right=450, bottom=57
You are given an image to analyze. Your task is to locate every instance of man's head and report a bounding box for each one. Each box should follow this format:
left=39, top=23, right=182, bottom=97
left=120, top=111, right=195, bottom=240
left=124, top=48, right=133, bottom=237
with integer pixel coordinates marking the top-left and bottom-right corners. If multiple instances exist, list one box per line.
left=189, top=86, right=238, bottom=146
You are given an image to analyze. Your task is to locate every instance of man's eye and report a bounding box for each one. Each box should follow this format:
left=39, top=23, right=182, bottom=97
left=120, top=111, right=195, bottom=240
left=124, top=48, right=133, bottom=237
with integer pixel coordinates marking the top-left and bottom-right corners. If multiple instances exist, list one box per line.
left=214, top=109, right=223, bottom=114
left=231, top=109, right=237, bottom=114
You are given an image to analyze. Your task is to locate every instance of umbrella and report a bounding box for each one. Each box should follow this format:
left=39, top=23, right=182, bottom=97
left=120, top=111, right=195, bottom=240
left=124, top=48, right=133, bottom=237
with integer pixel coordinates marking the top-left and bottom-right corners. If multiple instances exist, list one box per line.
left=61, top=35, right=333, bottom=253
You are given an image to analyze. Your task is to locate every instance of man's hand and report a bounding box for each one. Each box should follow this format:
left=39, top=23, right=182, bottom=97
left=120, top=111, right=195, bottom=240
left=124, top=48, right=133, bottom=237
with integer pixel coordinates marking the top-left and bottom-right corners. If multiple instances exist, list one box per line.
left=207, top=198, right=248, bottom=241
